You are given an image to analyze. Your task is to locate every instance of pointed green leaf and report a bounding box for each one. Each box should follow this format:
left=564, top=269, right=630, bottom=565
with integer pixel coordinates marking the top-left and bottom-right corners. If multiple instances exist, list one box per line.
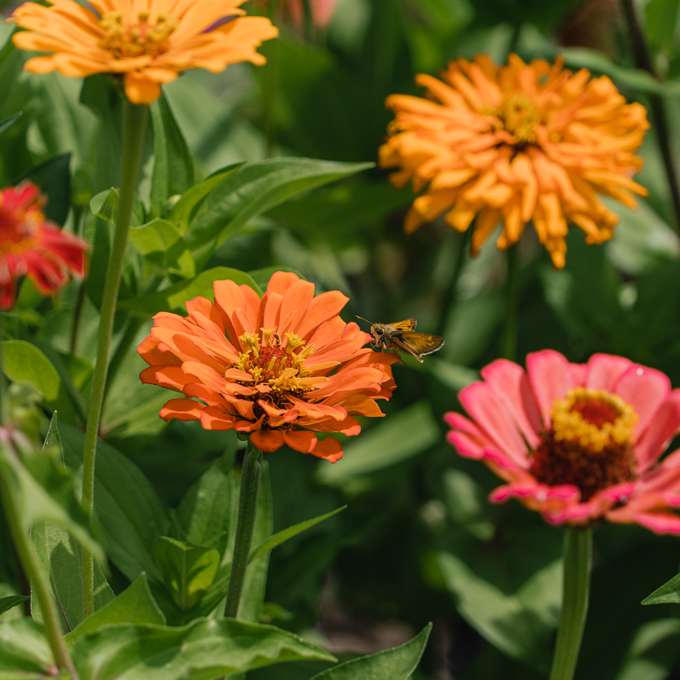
left=116, top=266, right=262, bottom=317
left=0, top=112, right=22, bottom=137
left=249, top=506, right=346, bottom=564
left=643, top=572, right=680, bottom=605
left=171, top=438, right=237, bottom=554
left=0, top=618, right=54, bottom=677
left=0, top=596, right=28, bottom=617
left=58, top=423, right=168, bottom=581
left=66, top=573, right=165, bottom=647
left=310, top=624, right=431, bottom=679
left=70, top=619, right=336, bottom=680
left=154, top=537, right=220, bottom=611
left=0, top=438, right=104, bottom=566
left=170, top=163, right=244, bottom=230
left=129, top=218, right=195, bottom=278
left=149, top=92, right=195, bottom=219
left=185, top=158, right=373, bottom=268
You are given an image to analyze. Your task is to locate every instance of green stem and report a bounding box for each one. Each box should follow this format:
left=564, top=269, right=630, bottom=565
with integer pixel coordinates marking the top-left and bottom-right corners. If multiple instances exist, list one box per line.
left=549, top=529, right=592, bottom=680
left=436, top=230, right=469, bottom=337
left=264, top=0, right=280, bottom=158
left=620, top=0, right=680, bottom=232
left=502, top=244, right=519, bottom=361
left=0, top=449, right=76, bottom=676
left=81, top=99, right=148, bottom=620
left=224, top=443, right=262, bottom=619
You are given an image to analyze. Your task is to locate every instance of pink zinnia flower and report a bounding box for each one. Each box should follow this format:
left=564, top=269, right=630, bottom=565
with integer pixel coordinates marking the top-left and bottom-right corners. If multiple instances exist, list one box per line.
left=0, top=182, right=88, bottom=310
left=445, top=350, right=680, bottom=534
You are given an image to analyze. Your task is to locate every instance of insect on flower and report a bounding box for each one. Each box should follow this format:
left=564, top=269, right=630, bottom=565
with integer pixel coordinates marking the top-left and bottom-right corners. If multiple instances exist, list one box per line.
left=356, top=317, right=444, bottom=363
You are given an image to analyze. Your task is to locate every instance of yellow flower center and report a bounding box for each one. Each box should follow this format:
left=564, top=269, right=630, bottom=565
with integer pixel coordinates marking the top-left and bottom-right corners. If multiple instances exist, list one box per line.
left=486, top=94, right=541, bottom=145
left=99, top=11, right=178, bottom=59
left=235, top=329, right=322, bottom=395
left=529, top=387, right=638, bottom=501
left=0, top=198, right=41, bottom=257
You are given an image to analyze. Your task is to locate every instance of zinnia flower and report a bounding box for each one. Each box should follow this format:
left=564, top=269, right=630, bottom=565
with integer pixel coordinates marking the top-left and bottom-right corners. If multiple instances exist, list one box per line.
left=445, top=350, right=680, bottom=534
left=138, top=272, right=398, bottom=461
left=0, top=182, right=88, bottom=310
left=9, top=0, right=279, bottom=105
left=379, top=55, right=649, bottom=268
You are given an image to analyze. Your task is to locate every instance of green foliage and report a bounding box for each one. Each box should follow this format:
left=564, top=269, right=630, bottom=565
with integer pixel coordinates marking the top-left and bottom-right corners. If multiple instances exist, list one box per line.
left=309, top=624, right=431, bottom=679
left=0, top=596, right=28, bottom=616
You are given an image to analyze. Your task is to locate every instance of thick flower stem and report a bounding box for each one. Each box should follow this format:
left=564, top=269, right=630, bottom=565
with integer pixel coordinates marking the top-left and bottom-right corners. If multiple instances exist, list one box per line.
left=225, top=443, right=263, bottom=619
left=549, top=528, right=592, bottom=680
left=0, top=453, right=76, bottom=676
left=502, top=244, right=519, bottom=361
left=81, top=99, right=148, bottom=619
left=620, top=0, right=680, bottom=232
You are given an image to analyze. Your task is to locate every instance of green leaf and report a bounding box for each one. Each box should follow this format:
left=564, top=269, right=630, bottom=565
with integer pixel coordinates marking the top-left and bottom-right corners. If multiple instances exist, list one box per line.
left=70, top=619, right=336, bottom=680
left=643, top=572, right=680, bottom=605
left=616, top=619, right=680, bottom=680
left=645, top=0, right=680, bottom=53
left=436, top=551, right=561, bottom=668
left=317, top=401, right=440, bottom=486
left=0, top=112, right=21, bottom=137
left=16, top=153, right=71, bottom=226
left=0, top=618, right=54, bottom=676
left=170, top=163, right=244, bottom=230
left=171, top=438, right=237, bottom=554
left=0, top=596, right=28, bottom=617
left=154, top=537, right=220, bottom=611
left=185, top=158, right=373, bottom=268
left=309, top=624, right=431, bottom=679
left=117, top=266, right=262, bottom=317
left=58, top=422, right=168, bottom=581
left=249, top=506, right=347, bottom=564
left=0, top=437, right=104, bottom=567
left=559, top=47, right=680, bottom=97
left=129, top=218, right=195, bottom=278
left=149, top=92, right=195, bottom=220
left=66, top=573, right=166, bottom=648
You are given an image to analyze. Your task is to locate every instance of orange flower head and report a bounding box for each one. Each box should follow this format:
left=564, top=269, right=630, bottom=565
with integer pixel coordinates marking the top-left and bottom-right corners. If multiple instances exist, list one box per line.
left=9, top=0, right=279, bottom=105
left=0, top=182, right=88, bottom=310
left=379, top=54, right=650, bottom=268
left=138, top=272, right=398, bottom=461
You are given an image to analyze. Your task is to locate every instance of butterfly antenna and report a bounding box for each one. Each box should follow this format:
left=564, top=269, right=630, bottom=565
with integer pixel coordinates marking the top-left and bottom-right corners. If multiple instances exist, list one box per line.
left=355, top=316, right=374, bottom=326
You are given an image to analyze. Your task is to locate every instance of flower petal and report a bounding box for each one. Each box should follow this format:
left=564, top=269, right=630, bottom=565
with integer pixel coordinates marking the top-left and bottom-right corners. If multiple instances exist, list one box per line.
left=526, top=350, right=574, bottom=428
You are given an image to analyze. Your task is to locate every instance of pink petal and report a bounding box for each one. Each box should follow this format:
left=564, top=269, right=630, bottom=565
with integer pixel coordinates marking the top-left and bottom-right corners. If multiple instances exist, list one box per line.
left=615, top=364, right=670, bottom=439
left=634, top=391, right=680, bottom=473
left=569, top=362, right=588, bottom=387
left=458, top=382, right=530, bottom=466
left=480, top=359, right=542, bottom=448
left=585, top=353, right=631, bottom=391
left=608, top=510, right=680, bottom=535
left=526, top=350, right=574, bottom=428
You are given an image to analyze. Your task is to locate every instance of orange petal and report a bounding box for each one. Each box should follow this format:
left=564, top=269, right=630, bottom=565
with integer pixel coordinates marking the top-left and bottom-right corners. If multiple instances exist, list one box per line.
left=283, top=430, right=318, bottom=453
left=160, top=398, right=203, bottom=422
left=124, top=72, right=162, bottom=105
left=251, top=428, right=285, bottom=452
left=311, top=437, right=343, bottom=463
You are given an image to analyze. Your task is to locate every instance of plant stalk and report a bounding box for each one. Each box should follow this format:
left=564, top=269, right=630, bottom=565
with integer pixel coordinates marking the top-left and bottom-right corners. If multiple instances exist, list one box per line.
left=620, top=0, right=680, bottom=232
left=0, top=313, right=6, bottom=427
left=549, top=529, right=592, bottom=680
left=0, top=448, right=76, bottom=676
left=81, top=99, right=148, bottom=619
left=502, top=244, right=519, bottom=361
left=224, top=442, right=262, bottom=618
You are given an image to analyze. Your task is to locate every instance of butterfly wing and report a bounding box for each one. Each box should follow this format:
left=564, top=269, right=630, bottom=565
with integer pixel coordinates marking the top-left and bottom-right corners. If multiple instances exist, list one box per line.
left=387, top=331, right=445, bottom=362
left=387, top=318, right=417, bottom=332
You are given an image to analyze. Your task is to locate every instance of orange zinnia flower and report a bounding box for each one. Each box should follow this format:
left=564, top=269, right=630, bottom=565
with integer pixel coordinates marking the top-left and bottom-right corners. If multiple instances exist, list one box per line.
left=379, top=54, right=649, bottom=268
left=0, top=182, right=88, bottom=310
left=138, top=272, right=398, bottom=461
left=10, top=0, right=279, bottom=105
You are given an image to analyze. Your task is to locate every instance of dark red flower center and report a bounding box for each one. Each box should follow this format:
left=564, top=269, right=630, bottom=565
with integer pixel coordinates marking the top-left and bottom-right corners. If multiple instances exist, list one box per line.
left=529, top=387, right=638, bottom=501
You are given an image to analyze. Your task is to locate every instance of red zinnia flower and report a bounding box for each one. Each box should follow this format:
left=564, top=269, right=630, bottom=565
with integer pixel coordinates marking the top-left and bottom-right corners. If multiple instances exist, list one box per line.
left=138, top=272, right=398, bottom=461
left=0, top=182, right=88, bottom=310
left=446, top=350, right=680, bottom=534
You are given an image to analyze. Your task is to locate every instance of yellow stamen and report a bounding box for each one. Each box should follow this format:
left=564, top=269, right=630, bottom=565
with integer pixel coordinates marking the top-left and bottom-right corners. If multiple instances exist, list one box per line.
left=99, top=11, right=178, bottom=59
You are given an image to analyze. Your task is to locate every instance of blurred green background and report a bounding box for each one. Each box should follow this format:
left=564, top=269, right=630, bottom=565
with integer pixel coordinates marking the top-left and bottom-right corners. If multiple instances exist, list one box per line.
left=4, top=0, right=680, bottom=677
